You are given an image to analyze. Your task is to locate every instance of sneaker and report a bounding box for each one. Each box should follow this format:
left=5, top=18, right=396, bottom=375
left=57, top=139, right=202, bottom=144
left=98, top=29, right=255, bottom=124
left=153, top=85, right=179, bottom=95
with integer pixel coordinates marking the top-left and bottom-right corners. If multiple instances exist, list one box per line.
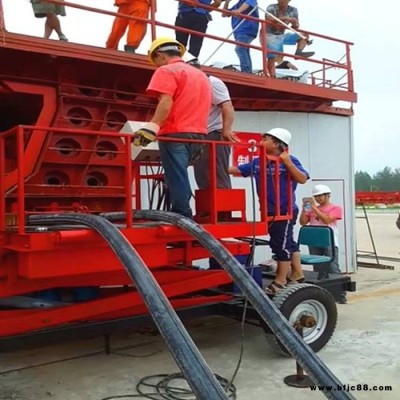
left=187, top=58, right=201, bottom=67
left=124, top=45, right=136, bottom=53
left=58, top=34, right=68, bottom=41
left=295, top=50, right=315, bottom=58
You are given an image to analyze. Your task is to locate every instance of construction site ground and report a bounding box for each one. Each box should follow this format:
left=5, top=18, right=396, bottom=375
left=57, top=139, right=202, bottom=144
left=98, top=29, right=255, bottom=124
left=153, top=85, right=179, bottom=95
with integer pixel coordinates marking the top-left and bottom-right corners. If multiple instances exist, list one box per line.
left=1, top=213, right=399, bottom=400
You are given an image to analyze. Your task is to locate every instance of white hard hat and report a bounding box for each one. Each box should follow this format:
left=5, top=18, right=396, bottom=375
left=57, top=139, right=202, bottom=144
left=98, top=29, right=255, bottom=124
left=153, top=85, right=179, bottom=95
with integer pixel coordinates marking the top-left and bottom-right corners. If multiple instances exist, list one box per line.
left=312, top=184, right=332, bottom=196
left=265, top=128, right=292, bottom=146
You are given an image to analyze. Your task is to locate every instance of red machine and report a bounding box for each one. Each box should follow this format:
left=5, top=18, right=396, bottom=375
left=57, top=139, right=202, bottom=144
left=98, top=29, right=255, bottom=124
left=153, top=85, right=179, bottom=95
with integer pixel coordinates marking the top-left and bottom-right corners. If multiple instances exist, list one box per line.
left=0, top=1, right=356, bottom=350
left=356, top=192, right=400, bottom=205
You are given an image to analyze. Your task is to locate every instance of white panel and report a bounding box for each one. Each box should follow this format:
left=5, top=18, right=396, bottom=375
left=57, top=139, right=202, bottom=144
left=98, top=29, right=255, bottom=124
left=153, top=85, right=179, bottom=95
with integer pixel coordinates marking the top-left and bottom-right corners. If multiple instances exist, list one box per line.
left=231, top=112, right=356, bottom=273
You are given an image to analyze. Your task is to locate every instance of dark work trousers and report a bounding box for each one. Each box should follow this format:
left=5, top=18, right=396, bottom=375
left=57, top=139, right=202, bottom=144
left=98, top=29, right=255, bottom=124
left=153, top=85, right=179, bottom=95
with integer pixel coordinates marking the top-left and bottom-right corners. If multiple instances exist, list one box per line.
left=175, top=11, right=209, bottom=58
left=193, top=130, right=232, bottom=190
left=158, top=133, right=204, bottom=218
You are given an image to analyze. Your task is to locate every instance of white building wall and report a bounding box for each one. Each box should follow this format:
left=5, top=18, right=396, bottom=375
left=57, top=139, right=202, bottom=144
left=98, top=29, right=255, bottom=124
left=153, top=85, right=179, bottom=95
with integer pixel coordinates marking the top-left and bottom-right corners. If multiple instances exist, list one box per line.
left=137, top=111, right=356, bottom=273
left=231, top=111, right=356, bottom=273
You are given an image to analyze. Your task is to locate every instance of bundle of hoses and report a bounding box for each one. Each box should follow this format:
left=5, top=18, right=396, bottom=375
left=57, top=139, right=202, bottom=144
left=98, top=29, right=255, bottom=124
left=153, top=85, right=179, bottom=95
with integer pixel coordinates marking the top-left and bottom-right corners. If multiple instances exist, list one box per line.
left=105, top=210, right=355, bottom=400
left=28, top=213, right=229, bottom=400
left=29, top=211, right=355, bottom=400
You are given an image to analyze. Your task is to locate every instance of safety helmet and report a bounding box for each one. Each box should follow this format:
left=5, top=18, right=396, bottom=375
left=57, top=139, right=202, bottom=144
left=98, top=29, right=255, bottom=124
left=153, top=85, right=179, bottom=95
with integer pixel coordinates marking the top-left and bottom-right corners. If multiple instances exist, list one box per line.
left=312, top=184, right=332, bottom=196
left=148, top=37, right=185, bottom=64
left=265, top=128, right=292, bottom=146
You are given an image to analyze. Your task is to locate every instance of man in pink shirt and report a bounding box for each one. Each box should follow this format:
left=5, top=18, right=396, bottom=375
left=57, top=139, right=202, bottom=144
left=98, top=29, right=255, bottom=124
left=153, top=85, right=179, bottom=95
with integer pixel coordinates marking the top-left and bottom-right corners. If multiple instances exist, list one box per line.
left=133, top=37, right=211, bottom=218
left=300, top=184, right=347, bottom=303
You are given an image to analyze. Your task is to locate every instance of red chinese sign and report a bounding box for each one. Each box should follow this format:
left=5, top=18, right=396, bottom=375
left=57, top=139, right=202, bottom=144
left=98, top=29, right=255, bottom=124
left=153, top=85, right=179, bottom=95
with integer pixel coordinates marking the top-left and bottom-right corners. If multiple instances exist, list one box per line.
left=232, top=132, right=262, bottom=167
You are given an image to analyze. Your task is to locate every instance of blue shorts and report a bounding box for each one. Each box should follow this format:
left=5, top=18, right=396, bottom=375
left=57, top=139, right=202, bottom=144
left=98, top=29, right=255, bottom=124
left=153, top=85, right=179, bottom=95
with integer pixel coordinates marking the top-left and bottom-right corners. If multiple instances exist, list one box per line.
left=265, top=32, right=301, bottom=59
left=268, top=210, right=300, bottom=261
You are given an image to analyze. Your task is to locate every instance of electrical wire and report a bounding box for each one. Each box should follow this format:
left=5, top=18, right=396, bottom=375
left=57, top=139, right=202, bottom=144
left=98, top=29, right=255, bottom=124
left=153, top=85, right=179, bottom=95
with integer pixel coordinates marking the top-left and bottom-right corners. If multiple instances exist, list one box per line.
left=100, top=145, right=252, bottom=400
left=0, top=341, right=158, bottom=376
left=100, top=373, right=236, bottom=400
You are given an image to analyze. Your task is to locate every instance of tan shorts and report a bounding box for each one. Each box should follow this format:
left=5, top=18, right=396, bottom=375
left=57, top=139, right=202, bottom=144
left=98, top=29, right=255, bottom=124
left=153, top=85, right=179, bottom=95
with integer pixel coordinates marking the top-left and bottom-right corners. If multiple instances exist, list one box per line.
left=31, top=1, right=66, bottom=18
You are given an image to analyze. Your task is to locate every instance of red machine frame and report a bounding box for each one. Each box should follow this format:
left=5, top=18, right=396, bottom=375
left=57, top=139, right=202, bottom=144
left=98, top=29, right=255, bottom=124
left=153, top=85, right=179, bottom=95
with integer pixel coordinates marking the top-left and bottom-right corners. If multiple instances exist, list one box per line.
left=0, top=123, right=294, bottom=337
left=0, top=0, right=356, bottom=341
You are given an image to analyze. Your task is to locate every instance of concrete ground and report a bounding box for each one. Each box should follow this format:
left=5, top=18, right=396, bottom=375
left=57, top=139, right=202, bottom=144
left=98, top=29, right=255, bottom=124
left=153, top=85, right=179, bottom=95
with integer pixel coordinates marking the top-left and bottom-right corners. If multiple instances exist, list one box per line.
left=0, top=214, right=399, bottom=400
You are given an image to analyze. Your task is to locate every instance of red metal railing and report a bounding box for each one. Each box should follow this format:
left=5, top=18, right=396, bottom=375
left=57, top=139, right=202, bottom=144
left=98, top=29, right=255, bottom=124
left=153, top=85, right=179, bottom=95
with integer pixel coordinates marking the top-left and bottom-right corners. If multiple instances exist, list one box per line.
left=356, top=192, right=400, bottom=205
left=24, top=0, right=354, bottom=92
left=0, top=125, right=135, bottom=233
left=0, top=126, right=292, bottom=233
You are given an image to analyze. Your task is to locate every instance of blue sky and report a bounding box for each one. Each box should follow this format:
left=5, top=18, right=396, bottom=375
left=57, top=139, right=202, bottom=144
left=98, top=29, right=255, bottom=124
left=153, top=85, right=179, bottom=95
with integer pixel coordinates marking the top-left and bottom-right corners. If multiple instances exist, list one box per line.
left=3, top=0, right=399, bottom=174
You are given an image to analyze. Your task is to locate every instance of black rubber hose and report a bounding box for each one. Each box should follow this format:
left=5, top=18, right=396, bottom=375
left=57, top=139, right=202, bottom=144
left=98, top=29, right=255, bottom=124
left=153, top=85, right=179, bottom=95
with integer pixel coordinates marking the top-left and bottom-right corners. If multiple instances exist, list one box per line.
left=28, top=213, right=229, bottom=400
left=103, top=210, right=355, bottom=400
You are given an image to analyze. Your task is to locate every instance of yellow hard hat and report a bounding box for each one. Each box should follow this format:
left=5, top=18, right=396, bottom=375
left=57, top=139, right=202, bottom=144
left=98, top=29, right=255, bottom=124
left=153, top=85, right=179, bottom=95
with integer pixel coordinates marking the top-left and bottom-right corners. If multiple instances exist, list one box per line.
left=148, top=37, right=185, bottom=64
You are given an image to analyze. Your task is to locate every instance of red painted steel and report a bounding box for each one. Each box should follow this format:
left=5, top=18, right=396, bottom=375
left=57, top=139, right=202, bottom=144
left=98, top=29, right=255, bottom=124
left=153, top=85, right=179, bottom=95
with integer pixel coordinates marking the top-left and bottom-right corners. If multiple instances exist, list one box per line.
left=355, top=192, right=400, bottom=205
left=0, top=123, right=267, bottom=337
left=0, top=0, right=357, bottom=339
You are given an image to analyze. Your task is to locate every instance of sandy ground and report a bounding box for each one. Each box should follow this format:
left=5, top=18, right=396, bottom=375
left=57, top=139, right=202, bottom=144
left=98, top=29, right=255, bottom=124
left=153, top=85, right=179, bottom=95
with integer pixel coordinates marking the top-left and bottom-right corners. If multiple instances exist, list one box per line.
left=0, top=213, right=399, bottom=400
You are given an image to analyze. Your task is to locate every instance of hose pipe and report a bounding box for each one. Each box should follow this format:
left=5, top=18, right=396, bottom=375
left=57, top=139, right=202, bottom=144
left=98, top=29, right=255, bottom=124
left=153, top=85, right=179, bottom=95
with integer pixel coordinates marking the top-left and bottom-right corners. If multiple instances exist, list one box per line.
left=28, top=213, right=229, bottom=400
left=103, top=210, right=355, bottom=400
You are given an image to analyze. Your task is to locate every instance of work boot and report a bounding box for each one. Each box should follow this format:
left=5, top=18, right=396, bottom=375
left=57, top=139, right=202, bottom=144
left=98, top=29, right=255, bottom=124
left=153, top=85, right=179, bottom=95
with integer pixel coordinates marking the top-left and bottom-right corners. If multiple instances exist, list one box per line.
left=295, top=50, right=315, bottom=58
left=124, top=45, right=136, bottom=53
left=58, top=33, right=68, bottom=41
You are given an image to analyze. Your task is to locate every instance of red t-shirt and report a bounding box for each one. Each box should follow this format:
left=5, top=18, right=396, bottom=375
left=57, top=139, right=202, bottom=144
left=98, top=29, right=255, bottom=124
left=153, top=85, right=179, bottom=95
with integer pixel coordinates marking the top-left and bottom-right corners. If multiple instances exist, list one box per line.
left=146, top=58, right=211, bottom=136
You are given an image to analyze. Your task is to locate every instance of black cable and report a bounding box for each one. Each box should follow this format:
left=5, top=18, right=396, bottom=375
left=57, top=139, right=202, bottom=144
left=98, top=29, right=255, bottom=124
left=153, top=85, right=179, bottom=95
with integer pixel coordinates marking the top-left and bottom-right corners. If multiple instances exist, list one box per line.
left=100, top=373, right=236, bottom=400
left=0, top=341, right=158, bottom=376
left=28, top=213, right=229, bottom=400
left=224, top=142, right=259, bottom=391
left=102, top=210, right=355, bottom=400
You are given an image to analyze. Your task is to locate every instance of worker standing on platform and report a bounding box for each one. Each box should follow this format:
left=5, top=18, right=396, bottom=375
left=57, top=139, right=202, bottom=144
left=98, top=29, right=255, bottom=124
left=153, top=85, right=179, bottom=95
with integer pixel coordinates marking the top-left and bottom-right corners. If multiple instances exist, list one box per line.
left=187, top=60, right=238, bottom=196
left=228, top=128, right=309, bottom=295
left=30, top=0, right=68, bottom=41
left=175, top=0, right=222, bottom=62
left=106, top=0, right=150, bottom=53
left=133, top=37, right=211, bottom=218
left=222, top=0, right=259, bottom=73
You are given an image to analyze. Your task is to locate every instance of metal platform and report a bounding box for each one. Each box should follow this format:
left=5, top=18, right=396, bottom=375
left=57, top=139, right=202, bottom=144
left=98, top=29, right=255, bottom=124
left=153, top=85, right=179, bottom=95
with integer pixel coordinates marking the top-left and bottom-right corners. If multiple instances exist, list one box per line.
left=0, top=271, right=355, bottom=352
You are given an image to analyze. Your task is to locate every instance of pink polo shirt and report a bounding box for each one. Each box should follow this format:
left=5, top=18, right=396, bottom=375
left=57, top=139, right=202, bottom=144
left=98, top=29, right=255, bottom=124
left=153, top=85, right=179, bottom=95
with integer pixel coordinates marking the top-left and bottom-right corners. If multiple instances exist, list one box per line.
left=146, top=58, right=211, bottom=136
left=308, top=204, right=343, bottom=246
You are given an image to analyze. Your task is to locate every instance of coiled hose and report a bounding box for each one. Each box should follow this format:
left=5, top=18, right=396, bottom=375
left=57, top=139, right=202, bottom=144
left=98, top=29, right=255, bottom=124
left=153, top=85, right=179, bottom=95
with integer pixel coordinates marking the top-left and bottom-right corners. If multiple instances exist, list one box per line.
left=103, top=210, right=356, bottom=400
left=28, top=213, right=229, bottom=400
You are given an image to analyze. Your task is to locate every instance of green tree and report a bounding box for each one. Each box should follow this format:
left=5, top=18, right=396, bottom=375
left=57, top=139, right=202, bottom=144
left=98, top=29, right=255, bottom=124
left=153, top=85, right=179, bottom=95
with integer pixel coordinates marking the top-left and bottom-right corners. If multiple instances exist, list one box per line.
left=355, top=170, right=372, bottom=191
left=392, top=168, right=400, bottom=191
left=373, top=167, right=394, bottom=191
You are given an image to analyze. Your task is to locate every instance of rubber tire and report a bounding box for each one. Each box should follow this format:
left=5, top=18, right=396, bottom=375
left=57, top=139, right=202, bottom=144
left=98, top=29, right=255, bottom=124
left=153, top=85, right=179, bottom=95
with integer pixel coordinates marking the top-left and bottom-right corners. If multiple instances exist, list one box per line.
left=265, top=283, right=337, bottom=355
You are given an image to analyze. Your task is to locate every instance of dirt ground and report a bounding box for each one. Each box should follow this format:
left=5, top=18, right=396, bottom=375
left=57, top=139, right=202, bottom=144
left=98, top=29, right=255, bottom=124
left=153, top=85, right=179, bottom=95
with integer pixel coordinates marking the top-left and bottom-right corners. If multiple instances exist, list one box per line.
left=0, top=213, right=399, bottom=400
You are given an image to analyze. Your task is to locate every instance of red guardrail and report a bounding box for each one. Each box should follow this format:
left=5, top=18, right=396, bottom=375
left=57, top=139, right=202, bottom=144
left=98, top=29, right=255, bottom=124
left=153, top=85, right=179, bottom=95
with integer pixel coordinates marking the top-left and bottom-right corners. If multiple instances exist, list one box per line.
left=356, top=192, right=400, bottom=205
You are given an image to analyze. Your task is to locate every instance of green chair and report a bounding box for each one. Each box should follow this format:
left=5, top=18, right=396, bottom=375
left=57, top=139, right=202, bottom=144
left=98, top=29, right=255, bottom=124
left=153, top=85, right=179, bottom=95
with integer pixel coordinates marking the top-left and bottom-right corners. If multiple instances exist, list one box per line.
left=298, top=225, right=335, bottom=265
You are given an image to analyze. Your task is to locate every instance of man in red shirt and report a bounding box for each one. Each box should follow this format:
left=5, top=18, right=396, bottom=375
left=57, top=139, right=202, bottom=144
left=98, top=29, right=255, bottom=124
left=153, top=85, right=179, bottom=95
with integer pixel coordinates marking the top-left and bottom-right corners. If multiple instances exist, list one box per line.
left=134, top=37, right=211, bottom=218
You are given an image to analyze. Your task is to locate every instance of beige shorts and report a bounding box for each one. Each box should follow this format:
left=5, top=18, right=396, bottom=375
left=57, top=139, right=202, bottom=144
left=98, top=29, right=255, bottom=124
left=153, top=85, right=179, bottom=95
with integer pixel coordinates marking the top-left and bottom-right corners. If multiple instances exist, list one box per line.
left=31, top=1, right=66, bottom=18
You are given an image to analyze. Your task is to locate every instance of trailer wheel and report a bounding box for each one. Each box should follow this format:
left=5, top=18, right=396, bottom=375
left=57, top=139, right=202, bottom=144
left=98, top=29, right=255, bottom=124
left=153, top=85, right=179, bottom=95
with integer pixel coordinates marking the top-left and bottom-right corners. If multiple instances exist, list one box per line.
left=264, top=283, right=337, bottom=355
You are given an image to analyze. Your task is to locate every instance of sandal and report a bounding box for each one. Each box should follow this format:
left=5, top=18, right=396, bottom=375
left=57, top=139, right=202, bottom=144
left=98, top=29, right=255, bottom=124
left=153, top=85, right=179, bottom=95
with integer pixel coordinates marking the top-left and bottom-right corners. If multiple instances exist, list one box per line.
left=287, top=277, right=306, bottom=285
left=265, top=281, right=286, bottom=295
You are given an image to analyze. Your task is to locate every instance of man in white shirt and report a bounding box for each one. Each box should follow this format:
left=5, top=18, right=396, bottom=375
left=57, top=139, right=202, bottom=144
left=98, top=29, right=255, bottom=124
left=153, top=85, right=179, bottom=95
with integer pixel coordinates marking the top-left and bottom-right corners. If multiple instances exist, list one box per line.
left=189, top=61, right=239, bottom=192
